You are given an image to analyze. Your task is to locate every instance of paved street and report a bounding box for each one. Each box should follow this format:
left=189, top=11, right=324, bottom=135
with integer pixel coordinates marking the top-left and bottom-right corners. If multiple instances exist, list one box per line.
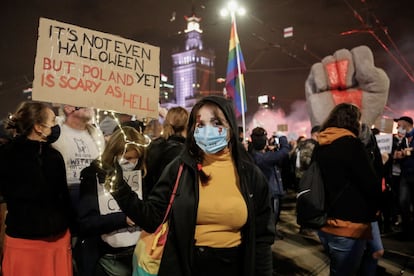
left=272, top=191, right=414, bottom=276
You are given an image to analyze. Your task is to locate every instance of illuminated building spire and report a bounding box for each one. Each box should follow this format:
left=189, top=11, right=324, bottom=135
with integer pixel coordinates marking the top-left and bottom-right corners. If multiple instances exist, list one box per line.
left=184, top=14, right=203, bottom=51
left=171, top=8, right=215, bottom=108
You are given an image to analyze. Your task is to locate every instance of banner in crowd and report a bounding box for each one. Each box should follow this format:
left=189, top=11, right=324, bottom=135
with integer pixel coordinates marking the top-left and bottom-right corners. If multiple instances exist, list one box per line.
left=374, top=117, right=394, bottom=134
left=375, top=133, right=393, bottom=154
left=277, top=124, right=288, bottom=132
left=32, top=17, right=160, bottom=118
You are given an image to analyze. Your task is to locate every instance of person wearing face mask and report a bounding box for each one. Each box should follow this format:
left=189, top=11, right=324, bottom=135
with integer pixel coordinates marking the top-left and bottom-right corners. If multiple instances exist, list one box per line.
left=0, top=101, right=74, bottom=276
left=52, top=105, right=105, bottom=211
left=393, top=116, right=414, bottom=239
left=389, top=124, right=407, bottom=230
left=52, top=105, right=105, bottom=274
left=110, top=96, right=275, bottom=276
left=75, top=126, right=149, bottom=276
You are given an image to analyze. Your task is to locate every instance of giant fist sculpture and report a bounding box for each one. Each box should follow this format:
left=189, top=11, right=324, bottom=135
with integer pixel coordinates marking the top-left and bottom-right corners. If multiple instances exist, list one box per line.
left=305, top=45, right=390, bottom=126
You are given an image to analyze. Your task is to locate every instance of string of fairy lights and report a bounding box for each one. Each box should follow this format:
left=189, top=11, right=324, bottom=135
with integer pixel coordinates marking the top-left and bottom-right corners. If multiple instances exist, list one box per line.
left=95, top=109, right=151, bottom=194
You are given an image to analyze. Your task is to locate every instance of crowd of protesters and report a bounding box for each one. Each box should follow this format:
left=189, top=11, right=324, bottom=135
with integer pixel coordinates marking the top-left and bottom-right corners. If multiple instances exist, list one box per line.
left=0, top=98, right=413, bottom=275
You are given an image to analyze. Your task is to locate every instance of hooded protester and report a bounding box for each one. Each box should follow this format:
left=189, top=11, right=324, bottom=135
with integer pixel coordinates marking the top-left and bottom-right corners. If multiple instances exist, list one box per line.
left=315, top=103, right=380, bottom=275
left=110, top=96, right=275, bottom=276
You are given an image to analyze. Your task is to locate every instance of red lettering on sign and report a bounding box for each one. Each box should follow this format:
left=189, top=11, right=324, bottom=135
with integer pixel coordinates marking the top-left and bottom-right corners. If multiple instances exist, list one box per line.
left=83, top=65, right=134, bottom=86
left=41, top=73, right=55, bottom=87
left=104, top=85, right=122, bottom=98
left=43, top=58, right=74, bottom=74
left=122, top=93, right=155, bottom=111
left=59, top=76, right=101, bottom=93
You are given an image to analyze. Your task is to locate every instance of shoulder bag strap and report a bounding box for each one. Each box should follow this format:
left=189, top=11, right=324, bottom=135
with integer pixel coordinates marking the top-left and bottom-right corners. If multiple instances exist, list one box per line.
left=160, top=163, right=184, bottom=224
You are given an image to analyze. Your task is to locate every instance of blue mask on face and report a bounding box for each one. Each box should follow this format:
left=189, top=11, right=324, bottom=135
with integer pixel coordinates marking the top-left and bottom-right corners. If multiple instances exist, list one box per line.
left=194, top=125, right=228, bottom=154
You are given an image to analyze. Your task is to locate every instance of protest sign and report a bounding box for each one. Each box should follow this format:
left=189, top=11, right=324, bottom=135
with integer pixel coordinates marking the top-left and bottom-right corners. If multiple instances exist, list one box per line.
left=98, top=170, right=142, bottom=215
left=374, top=117, right=394, bottom=134
left=277, top=124, right=288, bottom=132
left=32, top=17, right=160, bottom=118
left=97, top=170, right=141, bottom=247
left=375, top=133, right=393, bottom=154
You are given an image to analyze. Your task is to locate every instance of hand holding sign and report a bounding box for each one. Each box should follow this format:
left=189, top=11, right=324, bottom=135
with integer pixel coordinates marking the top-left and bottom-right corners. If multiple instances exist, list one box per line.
left=404, top=147, right=413, bottom=156
left=305, top=45, right=390, bottom=126
left=126, top=216, right=136, bottom=227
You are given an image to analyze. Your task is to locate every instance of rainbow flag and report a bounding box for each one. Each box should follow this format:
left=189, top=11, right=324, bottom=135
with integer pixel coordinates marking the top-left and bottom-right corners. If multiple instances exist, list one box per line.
left=225, top=18, right=247, bottom=117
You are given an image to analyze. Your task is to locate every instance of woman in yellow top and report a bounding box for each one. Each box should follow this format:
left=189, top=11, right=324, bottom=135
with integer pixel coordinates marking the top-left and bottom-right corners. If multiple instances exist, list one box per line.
left=111, top=96, right=275, bottom=276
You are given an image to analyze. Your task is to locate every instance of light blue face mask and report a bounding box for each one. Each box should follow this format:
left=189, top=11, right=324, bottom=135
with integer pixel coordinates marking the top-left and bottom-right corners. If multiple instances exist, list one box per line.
left=194, top=125, right=228, bottom=154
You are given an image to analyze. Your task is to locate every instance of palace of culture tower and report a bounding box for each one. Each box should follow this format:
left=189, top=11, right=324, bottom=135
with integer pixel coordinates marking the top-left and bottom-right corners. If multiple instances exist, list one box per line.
left=162, top=12, right=219, bottom=109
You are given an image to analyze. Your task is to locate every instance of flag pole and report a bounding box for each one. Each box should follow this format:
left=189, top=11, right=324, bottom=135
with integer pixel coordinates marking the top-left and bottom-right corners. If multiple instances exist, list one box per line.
left=231, top=12, right=247, bottom=144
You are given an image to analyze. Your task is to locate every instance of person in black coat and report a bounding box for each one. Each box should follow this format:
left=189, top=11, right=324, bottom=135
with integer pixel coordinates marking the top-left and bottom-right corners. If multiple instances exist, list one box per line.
left=111, top=96, right=275, bottom=276
left=0, top=101, right=73, bottom=276
left=145, top=106, right=188, bottom=195
left=249, top=127, right=290, bottom=237
left=75, top=126, right=150, bottom=276
left=316, top=103, right=381, bottom=275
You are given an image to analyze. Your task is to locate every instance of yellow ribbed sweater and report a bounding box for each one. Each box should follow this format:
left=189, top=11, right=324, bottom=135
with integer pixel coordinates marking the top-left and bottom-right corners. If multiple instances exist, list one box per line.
left=194, top=149, right=248, bottom=248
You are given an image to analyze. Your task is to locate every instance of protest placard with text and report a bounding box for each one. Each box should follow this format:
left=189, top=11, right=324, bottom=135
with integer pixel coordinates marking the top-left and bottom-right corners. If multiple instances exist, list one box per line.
left=32, top=18, right=160, bottom=118
left=375, top=133, right=393, bottom=154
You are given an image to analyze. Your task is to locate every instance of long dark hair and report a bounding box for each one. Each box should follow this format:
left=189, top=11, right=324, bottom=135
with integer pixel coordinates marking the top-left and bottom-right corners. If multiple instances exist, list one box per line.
left=321, top=103, right=361, bottom=136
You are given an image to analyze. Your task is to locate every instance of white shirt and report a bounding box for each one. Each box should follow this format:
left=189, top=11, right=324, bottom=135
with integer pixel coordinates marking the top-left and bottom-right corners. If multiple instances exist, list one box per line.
left=53, top=124, right=104, bottom=186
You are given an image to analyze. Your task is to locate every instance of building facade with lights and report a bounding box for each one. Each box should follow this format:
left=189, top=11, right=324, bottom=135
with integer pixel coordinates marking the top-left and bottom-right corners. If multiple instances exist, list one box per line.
left=171, top=14, right=218, bottom=108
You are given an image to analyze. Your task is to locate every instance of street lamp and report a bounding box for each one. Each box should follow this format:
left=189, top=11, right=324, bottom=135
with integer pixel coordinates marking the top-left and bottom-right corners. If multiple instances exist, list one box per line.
left=220, top=1, right=246, bottom=17
left=221, top=1, right=248, bottom=143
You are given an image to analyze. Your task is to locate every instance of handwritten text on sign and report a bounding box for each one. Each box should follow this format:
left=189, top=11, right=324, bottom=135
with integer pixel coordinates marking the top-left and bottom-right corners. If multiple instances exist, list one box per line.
left=375, top=133, right=393, bottom=154
left=32, top=18, right=160, bottom=118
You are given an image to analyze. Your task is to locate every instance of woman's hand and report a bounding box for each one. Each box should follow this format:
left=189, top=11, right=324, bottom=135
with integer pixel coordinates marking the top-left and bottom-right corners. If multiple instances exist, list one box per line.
left=126, top=216, right=136, bottom=226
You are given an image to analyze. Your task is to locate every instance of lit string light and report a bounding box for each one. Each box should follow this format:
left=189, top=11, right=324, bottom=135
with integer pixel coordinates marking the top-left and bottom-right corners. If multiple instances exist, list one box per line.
left=95, top=110, right=151, bottom=194
left=94, top=108, right=104, bottom=168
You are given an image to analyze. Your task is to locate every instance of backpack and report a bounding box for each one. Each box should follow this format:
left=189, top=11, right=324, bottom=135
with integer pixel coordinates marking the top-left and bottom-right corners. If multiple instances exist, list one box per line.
left=296, top=149, right=349, bottom=229
left=296, top=160, right=327, bottom=229
left=295, top=139, right=318, bottom=179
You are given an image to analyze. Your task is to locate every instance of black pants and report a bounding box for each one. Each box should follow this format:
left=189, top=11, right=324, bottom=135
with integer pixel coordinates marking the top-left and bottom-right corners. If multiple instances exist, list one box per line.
left=95, top=249, right=133, bottom=276
left=193, top=246, right=243, bottom=276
